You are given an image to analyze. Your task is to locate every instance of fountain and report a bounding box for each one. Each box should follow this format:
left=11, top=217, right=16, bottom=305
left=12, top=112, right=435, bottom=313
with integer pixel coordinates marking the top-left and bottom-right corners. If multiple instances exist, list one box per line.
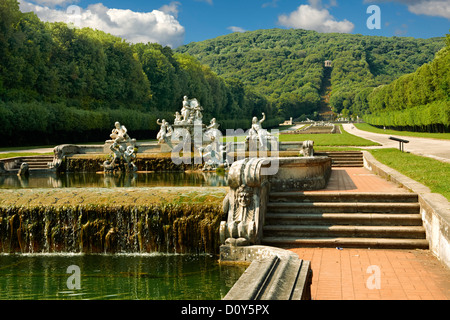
left=0, top=97, right=334, bottom=300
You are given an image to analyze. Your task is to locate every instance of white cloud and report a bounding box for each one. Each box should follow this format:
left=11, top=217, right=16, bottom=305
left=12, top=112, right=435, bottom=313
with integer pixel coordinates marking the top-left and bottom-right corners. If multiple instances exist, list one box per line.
left=195, top=0, right=213, bottom=4
left=278, top=3, right=354, bottom=33
left=407, top=0, right=450, bottom=19
left=262, top=0, right=280, bottom=8
left=28, top=0, right=78, bottom=7
left=227, top=26, right=247, bottom=33
left=307, top=0, right=338, bottom=9
left=159, top=1, right=181, bottom=18
left=363, top=0, right=450, bottom=20
left=19, top=1, right=186, bottom=48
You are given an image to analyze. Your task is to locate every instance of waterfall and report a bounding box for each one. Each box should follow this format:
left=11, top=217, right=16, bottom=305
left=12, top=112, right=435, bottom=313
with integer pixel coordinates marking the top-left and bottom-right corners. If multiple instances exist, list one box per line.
left=0, top=204, right=224, bottom=255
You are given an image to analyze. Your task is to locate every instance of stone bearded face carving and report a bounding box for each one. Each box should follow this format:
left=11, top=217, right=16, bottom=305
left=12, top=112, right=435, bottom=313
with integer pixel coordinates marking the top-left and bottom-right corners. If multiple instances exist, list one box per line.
left=237, top=185, right=253, bottom=208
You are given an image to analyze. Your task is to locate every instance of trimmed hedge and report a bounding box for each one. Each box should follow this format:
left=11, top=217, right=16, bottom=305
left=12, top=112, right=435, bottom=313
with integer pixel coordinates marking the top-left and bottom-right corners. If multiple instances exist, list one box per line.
left=0, top=101, right=173, bottom=146
left=364, top=100, right=450, bottom=132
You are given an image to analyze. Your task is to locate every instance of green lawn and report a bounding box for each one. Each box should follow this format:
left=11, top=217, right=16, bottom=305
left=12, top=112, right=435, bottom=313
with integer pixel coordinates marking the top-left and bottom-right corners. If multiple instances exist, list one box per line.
left=355, top=123, right=450, bottom=140
left=369, top=148, right=450, bottom=201
left=279, top=124, right=379, bottom=146
left=0, top=152, right=53, bottom=159
left=224, top=125, right=379, bottom=147
left=0, top=145, right=53, bottom=152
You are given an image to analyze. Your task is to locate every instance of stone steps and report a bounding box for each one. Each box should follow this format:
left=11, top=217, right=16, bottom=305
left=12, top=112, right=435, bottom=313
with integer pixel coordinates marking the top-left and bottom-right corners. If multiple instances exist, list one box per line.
left=315, top=151, right=363, bottom=167
left=265, top=213, right=423, bottom=226
left=263, top=225, right=426, bottom=239
left=262, top=237, right=429, bottom=250
left=262, top=192, right=429, bottom=249
left=10, top=156, right=53, bottom=171
left=269, top=192, right=418, bottom=203
left=266, top=202, right=420, bottom=214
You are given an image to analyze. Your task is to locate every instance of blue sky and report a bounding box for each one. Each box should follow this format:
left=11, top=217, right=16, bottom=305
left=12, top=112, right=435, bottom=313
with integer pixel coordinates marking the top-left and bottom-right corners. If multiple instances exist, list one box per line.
left=19, top=0, right=450, bottom=47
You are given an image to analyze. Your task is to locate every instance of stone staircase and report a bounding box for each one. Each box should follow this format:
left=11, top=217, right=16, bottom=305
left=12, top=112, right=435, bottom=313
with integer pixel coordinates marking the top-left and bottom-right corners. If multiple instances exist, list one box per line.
left=315, top=151, right=363, bottom=167
left=262, top=192, right=429, bottom=249
left=8, top=156, right=54, bottom=171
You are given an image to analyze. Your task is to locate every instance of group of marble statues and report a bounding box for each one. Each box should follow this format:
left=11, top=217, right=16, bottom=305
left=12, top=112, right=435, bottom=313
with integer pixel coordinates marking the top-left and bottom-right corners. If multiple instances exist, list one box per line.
left=97, top=95, right=316, bottom=175
left=102, top=95, right=312, bottom=174
left=103, top=121, right=137, bottom=173
left=156, top=96, right=280, bottom=171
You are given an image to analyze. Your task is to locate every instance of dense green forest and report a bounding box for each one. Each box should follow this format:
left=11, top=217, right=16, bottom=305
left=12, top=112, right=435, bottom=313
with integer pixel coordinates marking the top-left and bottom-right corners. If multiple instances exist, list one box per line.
left=364, top=34, right=450, bottom=132
left=0, top=0, right=279, bottom=147
left=1, top=0, right=448, bottom=147
left=176, top=28, right=446, bottom=122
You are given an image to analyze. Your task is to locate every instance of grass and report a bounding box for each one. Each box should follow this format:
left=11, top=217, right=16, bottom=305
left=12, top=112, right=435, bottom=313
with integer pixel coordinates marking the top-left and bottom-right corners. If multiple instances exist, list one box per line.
left=224, top=125, right=379, bottom=146
left=0, top=152, right=53, bottom=159
left=0, top=146, right=53, bottom=152
left=368, top=148, right=450, bottom=201
left=279, top=124, right=379, bottom=146
left=355, top=123, right=450, bottom=140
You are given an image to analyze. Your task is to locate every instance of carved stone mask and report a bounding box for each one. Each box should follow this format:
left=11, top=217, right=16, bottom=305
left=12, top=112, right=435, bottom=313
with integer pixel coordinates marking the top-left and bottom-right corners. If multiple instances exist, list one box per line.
left=237, top=185, right=253, bottom=207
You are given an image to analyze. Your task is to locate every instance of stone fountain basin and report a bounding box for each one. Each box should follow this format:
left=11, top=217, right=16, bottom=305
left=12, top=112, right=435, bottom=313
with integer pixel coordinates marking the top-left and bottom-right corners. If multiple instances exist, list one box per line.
left=268, top=156, right=332, bottom=192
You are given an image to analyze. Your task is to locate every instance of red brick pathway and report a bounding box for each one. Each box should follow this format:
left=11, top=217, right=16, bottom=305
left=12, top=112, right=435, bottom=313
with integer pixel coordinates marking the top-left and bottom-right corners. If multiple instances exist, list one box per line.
left=290, top=248, right=450, bottom=300
left=311, top=167, right=408, bottom=193
left=287, top=167, right=450, bottom=300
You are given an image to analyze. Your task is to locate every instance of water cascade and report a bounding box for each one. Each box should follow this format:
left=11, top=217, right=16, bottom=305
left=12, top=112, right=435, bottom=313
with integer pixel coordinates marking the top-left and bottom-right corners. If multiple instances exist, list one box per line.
left=0, top=189, right=226, bottom=255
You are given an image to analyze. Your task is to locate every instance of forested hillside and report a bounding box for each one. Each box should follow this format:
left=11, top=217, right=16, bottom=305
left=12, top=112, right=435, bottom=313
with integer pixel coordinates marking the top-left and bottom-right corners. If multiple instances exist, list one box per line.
left=0, top=0, right=279, bottom=147
left=364, top=33, right=450, bottom=132
left=2, top=0, right=448, bottom=147
left=176, top=29, right=445, bottom=120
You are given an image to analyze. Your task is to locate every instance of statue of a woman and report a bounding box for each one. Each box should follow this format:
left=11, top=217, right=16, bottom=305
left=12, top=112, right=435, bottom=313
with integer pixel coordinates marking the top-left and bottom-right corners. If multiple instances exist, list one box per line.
left=205, top=118, right=220, bottom=140
left=181, top=96, right=192, bottom=123
left=246, top=113, right=271, bottom=148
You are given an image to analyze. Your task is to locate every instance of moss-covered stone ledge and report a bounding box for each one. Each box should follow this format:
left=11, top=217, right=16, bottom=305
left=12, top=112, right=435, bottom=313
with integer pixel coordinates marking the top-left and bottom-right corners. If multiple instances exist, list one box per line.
left=0, top=187, right=227, bottom=255
left=61, top=151, right=305, bottom=173
left=62, top=153, right=205, bottom=173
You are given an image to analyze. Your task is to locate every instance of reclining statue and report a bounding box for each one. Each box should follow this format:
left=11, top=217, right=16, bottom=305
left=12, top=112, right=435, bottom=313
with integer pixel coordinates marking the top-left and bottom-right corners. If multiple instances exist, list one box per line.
left=245, top=112, right=273, bottom=150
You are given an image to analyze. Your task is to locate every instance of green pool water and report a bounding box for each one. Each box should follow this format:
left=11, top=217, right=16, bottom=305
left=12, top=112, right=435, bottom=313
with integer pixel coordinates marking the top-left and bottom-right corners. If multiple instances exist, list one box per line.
left=0, top=253, right=246, bottom=300
left=0, top=171, right=228, bottom=189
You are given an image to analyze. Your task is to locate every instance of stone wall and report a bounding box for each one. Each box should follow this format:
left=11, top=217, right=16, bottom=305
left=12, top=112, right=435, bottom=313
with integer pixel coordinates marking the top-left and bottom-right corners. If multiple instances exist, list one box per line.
left=363, top=151, right=450, bottom=268
left=63, top=153, right=204, bottom=173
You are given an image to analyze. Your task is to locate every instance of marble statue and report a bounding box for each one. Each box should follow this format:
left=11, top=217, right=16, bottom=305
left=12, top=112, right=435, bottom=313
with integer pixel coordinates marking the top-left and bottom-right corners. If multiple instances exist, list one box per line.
left=123, top=145, right=137, bottom=172
left=179, top=96, right=203, bottom=125
left=300, top=140, right=314, bottom=157
left=204, top=118, right=220, bottom=141
left=181, top=96, right=192, bottom=123
left=156, top=119, right=173, bottom=146
left=245, top=112, right=274, bottom=150
left=110, top=122, right=130, bottom=143
left=103, top=141, right=137, bottom=173
left=199, top=136, right=230, bottom=171
left=174, top=112, right=182, bottom=125
left=192, top=99, right=203, bottom=121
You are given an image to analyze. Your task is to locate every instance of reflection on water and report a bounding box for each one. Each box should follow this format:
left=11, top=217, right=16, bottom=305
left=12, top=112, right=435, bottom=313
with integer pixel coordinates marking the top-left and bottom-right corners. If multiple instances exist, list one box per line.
left=0, top=171, right=228, bottom=189
left=0, top=254, right=246, bottom=300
